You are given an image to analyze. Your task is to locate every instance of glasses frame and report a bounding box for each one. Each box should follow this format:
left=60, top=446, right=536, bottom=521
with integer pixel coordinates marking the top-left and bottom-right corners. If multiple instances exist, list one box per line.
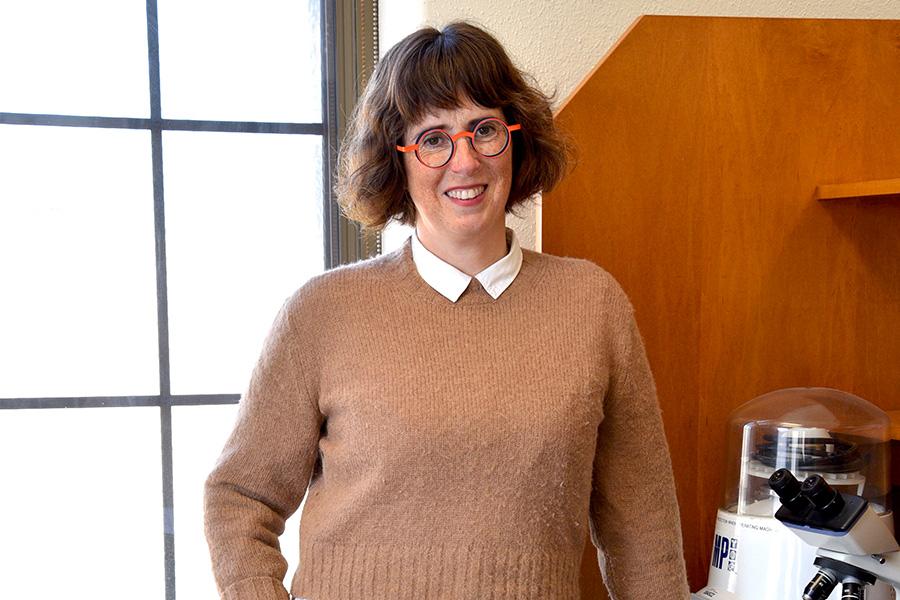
left=396, top=117, right=522, bottom=169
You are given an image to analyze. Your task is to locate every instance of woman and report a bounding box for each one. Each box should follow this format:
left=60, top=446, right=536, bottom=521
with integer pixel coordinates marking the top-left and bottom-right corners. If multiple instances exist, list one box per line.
left=205, top=21, right=689, bottom=600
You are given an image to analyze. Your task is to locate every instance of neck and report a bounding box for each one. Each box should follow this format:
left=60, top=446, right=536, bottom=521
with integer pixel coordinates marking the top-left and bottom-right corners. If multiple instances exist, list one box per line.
left=415, top=227, right=508, bottom=276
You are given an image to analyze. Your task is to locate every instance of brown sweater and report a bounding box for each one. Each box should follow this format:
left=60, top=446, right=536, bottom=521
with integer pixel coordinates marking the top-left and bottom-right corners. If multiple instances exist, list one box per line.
left=204, top=240, right=689, bottom=600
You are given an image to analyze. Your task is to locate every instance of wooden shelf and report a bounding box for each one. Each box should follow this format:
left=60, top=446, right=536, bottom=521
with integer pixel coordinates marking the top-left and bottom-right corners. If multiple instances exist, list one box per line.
left=816, top=178, right=900, bottom=201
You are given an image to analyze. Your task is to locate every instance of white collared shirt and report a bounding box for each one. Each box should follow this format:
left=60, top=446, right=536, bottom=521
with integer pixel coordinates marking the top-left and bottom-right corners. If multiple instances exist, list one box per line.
left=411, top=229, right=523, bottom=302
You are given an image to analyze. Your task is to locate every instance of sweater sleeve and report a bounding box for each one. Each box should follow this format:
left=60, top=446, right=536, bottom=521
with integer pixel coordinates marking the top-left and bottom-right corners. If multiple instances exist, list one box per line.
left=204, top=294, right=323, bottom=600
left=588, top=297, right=690, bottom=599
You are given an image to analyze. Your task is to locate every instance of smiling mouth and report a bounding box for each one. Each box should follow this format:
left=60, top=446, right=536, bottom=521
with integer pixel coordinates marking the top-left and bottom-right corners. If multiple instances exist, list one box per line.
left=445, top=185, right=486, bottom=200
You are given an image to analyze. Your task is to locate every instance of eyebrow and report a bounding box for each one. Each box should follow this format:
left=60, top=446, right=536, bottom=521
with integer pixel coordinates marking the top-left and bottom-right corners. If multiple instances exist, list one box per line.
left=411, top=116, right=495, bottom=143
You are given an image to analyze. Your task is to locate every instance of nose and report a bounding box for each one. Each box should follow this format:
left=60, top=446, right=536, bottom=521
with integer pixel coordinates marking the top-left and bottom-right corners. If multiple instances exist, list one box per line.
left=448, top=137, right=480, bottom=173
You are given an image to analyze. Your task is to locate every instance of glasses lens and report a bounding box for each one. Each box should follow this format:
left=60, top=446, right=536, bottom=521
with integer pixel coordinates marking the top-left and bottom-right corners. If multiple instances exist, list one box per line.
left=416, top=130, right=453, bottom=167
left=472, top=119, right=510, bottom=157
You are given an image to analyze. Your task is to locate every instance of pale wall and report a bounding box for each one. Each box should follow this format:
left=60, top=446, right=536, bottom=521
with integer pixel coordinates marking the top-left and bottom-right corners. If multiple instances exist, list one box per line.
left=379, top=0, right=900, bottom=252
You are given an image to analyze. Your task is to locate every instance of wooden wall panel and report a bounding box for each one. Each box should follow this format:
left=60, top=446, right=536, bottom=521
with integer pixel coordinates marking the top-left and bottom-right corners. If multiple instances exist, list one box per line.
left=542, top=16, right=900, bottom=597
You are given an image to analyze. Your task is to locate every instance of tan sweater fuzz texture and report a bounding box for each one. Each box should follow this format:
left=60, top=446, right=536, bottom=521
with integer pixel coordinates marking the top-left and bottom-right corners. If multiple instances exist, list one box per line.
left=204, top=241, right=690, bottom=599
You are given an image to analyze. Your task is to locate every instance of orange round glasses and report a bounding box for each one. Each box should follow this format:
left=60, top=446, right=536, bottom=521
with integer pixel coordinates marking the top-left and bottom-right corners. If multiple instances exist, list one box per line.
left=396, top=117, right=522, bottom=168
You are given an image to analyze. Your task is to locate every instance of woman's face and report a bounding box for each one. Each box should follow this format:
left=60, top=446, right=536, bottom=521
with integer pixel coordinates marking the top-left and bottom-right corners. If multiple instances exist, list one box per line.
left=401, top=99, right=513, bottom=252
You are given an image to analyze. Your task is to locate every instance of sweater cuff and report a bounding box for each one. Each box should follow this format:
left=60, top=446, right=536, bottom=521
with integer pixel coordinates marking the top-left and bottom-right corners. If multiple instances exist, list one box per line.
left=222, top=576, right=290, bottom=600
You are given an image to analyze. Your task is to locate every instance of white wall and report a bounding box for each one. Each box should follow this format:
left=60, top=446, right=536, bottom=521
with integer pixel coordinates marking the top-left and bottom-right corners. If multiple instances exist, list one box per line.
left=379, top=0, right=900, bottom=252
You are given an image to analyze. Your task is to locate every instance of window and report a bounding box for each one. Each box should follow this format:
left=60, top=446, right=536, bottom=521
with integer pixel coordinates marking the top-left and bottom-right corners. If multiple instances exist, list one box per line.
left=0, top=1, right=377, bottom=599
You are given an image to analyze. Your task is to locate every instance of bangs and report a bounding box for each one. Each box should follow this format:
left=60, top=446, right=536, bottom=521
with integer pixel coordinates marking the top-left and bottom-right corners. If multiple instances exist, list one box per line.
left=390, top=26, right=514, bottom=126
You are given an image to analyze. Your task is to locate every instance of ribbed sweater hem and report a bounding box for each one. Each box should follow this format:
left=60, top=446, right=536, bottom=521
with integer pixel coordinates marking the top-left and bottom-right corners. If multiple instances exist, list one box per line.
left=222, top=575, right=290, bottom=600
left=292, top=541, right=582, bottom=600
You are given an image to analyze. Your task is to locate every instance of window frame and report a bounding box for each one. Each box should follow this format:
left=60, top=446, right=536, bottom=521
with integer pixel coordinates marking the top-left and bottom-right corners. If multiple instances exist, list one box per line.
left=0, top=1, right=378, bottom=598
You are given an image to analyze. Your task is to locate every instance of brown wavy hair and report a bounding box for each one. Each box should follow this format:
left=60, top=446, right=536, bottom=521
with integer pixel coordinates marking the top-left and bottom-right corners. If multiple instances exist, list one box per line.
left=336, top=21, right=570, bottom=230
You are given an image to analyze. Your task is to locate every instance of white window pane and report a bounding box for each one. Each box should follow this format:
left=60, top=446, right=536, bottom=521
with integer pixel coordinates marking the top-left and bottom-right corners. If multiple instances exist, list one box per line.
left=158, top=0, right=321, bottom=123
left=163, top=131, right=324, bottom=395
left=0, top=1, right=149, bottom=117
left=0, top=407, right=164, bottom=600
left=173, top=404, right=239, bottom=600
left=0, top=125, right=159, bottom=399
left=283, top=498, right=303, bottom=588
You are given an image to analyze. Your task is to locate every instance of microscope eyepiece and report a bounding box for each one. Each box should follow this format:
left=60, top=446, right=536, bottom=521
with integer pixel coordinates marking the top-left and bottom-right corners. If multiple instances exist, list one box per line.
left=768, top=470, right=848, bottom=520
left=769, top=468, right=799, bottom=496
left=801, top=475, right=845, bottom=517
left=768, top=468, right=814, bottom=516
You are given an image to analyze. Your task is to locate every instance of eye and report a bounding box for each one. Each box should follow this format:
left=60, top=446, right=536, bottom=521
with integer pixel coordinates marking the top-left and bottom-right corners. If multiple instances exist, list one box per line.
left=474, top=121, right=501, bottom=139
left=420, top=131, right=449, bottom=149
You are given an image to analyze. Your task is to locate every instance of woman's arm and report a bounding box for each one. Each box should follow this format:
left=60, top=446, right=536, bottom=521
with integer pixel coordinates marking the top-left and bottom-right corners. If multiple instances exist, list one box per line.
left=589, top=298, right=690, bottom=599
left=204, top=296, right=323, bottom=600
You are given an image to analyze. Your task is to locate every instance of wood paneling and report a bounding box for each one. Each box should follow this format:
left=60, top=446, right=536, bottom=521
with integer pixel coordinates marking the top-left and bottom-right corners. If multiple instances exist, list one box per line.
left=542, top=16, right=900, bottom=597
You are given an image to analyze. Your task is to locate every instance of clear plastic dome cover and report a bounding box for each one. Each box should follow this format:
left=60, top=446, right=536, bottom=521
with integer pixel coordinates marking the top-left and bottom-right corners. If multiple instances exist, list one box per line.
left=722, top=387, right=891, bottom=517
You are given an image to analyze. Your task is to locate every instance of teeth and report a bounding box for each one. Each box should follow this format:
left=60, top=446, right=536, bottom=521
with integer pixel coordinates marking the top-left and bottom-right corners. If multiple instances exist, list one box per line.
left=446, top=186, right=486, bottom=200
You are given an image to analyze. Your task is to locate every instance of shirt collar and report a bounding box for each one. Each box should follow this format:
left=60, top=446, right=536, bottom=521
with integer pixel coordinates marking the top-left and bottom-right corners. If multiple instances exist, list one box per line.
left=410, top=229, right=523, bottom=302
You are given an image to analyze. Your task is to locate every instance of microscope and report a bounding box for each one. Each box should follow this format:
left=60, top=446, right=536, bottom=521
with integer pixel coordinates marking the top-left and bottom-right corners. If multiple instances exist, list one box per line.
left=768, top=468, right=900, bottom=599
left=691, top=388, right=895, bottom=600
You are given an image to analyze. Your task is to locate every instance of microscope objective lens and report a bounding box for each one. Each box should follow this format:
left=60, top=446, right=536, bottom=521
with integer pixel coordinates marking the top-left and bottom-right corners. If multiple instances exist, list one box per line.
left=841, top=582, right=864, bottom=600
left=803, top=570, right=838, bottom=600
